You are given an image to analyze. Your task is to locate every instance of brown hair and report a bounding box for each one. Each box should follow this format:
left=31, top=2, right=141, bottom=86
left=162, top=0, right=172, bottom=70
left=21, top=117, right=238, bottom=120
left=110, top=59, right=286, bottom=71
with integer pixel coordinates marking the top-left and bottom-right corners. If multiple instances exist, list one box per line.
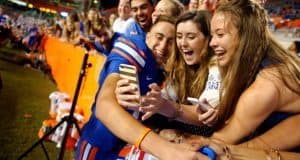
left=215, top=0, right=300, bottom=129
left=167, top=0, right=185, bottom=18
left=165, top=10, right=214, bottom=104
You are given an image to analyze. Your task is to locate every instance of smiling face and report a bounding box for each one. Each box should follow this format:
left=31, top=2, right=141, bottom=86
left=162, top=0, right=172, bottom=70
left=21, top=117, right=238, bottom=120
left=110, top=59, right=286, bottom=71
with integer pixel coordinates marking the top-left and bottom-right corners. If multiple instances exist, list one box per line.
left=146, top=21, right=175, bottom=65
left=66, top=16, right=74, bottom=31
left=87, top=9, right=98, bottom=21
left=151, top=0, right=173, bottom=23
left=176, top=20, right=206, bottom=66
left=118, top=0, right=131, bottom=20
left=131, top=0, right=153, bottom=31
left=209, top=12, right=239, bottom=67
left=98, top=28, right=112, bottom=50
left=189, top=0, right=199, bottom=11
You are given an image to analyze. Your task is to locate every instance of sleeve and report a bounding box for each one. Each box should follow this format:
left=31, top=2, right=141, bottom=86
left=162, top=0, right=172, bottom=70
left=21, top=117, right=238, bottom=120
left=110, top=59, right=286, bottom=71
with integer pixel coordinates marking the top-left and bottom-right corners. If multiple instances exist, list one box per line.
left=105, top=57, right=128, bottom=74
left=123, top=21, right=138, bottom=37
left=98, top=54, right=130, bottom=87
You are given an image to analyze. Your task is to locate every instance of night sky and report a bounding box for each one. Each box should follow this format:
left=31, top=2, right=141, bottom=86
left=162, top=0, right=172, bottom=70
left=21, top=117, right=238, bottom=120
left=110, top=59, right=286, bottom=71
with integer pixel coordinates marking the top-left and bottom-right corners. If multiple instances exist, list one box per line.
left=101, top=0, right=119, bottom=9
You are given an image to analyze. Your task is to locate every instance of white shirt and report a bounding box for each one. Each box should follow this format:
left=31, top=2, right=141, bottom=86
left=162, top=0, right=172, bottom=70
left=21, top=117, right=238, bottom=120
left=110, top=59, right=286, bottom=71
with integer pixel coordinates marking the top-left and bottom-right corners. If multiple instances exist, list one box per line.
left=162, top=65, right=221, bottom=107
left=198, top=65, right=221, bottom=108
left=112, top=17, right=135, bottom=34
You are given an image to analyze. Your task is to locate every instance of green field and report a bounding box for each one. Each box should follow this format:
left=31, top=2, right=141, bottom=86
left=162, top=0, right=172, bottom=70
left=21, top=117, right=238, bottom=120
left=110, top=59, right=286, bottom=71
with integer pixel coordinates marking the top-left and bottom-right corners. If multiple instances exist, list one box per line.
left=0, top=52, right=74, bottom=159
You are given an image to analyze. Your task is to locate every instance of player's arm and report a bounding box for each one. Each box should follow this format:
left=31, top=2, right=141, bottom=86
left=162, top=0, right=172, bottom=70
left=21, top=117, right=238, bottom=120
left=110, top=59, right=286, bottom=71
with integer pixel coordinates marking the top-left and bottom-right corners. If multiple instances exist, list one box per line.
left=95, top=73, right=208, bottom=160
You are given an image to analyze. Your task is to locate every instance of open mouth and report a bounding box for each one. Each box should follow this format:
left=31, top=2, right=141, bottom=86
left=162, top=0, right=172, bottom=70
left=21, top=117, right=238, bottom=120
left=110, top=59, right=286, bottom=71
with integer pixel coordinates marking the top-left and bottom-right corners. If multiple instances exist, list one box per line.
left=138, top=17, right=148, bottom=25
left=214, top=50, right=225, bottom=61
left=182, top=49, right=194, bottom=58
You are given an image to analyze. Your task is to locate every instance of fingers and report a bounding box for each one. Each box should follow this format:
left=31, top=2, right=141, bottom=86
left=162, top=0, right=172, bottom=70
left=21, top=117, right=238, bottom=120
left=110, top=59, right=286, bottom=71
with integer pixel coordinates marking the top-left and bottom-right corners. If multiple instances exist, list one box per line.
left=195, top=98, right=211, bottom=113
left=141, top=111, right=155, bottom=121
left=198, top=108, right=213, bottom=120
left=195, top=98, right=218, bottom=126
left=147, top=85, right=161, bottom=97
left=116, top=78, right=129, bottom=87
left=116, top=89, right=139, bottom=104
left=115, top=79, right=138, bottom=94
left=148, top=83, right=160, bottom=91
left=116, top=78, right=140, bottom=110
left=203, top=110, right=218, bottom=126
left=140, top=95, right=158, bottom=107
left=117, top=98, right=139, bottom=108
left=140, top=103, right=155, bottom=111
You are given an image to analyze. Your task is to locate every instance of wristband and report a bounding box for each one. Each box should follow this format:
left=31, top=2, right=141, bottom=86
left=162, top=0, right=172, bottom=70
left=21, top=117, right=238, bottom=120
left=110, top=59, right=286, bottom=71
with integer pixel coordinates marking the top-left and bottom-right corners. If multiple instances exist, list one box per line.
left=199, top=146, right=216, bottom=160
left=135, top=128, right=152, bottom=149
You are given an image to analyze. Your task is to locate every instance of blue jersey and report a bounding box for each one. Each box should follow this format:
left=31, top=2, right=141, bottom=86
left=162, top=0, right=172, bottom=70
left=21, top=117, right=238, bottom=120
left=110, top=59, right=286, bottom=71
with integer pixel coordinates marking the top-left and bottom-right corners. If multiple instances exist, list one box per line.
left=123, top=20, right=146, bottom=40
left=0, top=15, right=7, bottom=26
left=93, top=33, right=121, bottom=56
left=75, top=35, right=164, bottom=160
left=28, top=27, right=39, bottom=47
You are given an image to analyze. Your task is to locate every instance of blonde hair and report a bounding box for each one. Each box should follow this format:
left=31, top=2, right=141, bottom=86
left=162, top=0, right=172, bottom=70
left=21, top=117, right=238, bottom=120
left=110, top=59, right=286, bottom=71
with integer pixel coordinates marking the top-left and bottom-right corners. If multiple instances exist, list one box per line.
left=215, top=0, right=300, bottom=128
left=167, top=0, right=185, bottom=18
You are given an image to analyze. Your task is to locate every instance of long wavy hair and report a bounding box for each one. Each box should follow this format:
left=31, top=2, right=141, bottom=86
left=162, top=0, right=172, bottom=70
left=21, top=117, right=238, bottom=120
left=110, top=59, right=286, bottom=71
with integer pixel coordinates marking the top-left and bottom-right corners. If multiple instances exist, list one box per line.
left=215, top=0, right=300, bottom=129
left=164, top=10, right=215, bottom=104
left=62, top=12, right=81, bottom=42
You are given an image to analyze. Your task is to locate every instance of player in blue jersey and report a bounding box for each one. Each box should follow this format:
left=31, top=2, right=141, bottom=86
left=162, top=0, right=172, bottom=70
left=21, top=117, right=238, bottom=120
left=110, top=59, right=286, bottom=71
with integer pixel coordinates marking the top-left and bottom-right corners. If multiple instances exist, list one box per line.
left=75, top=16, right=203, bottom=160
left=123, top=0, right=154, bottom=39
left=124, top=0, right=184, bottom=41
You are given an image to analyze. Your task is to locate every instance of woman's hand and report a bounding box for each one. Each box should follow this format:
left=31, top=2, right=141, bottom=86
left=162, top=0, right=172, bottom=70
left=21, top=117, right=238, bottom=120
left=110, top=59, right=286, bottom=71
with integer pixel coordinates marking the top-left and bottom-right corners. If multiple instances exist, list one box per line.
left=115, top=78, right=140, bottom=111
left=196, top=98, right=219, bottom=127
left=159, top=142, right=211, bottom=160
left=140, top=83, right=166, bottom=120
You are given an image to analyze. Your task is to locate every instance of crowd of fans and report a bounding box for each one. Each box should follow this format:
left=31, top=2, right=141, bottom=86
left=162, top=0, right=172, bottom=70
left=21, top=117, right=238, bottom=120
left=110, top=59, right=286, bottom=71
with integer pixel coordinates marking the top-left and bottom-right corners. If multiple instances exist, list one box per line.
left=1, top=0, right=300, bottom=160
left=1, top=0, right=300, bottom=62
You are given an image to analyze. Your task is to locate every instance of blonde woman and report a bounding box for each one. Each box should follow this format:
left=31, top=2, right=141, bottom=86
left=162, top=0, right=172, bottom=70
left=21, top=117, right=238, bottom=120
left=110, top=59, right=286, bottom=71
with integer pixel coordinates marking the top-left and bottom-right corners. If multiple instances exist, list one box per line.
left=203, top=0, right=300, bottom=151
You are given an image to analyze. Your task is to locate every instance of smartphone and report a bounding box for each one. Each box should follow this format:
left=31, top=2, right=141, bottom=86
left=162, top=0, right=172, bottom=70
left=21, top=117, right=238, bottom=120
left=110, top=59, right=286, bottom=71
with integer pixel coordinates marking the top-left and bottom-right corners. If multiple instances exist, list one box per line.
left=119, top=63, right=140, bottom=95
left=119, top=64, right=140, bottom=119
left=187, top=97, right=209, bottom=112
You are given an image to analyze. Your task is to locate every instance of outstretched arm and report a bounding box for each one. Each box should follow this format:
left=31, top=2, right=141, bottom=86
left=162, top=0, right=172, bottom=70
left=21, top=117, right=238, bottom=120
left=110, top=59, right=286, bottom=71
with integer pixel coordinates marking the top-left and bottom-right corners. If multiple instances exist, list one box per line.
left=95, top=73, right=209, bottom=160
left=240, top=114, right=300, bottom=150
left=115, top=81, right=217, bottom=126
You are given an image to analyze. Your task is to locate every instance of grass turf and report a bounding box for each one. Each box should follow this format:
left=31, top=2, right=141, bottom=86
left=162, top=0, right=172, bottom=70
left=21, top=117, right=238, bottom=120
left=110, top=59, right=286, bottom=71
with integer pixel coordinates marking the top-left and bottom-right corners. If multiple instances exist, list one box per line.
left=0, top=56, right=74, bottom=159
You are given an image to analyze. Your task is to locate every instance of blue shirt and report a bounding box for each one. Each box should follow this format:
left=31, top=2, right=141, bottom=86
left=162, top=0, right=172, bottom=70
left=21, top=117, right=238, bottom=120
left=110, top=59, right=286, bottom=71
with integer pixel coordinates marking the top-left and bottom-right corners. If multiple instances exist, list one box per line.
left=78, top=35, right=163, bottom=159
left=0, top=15, right=6, bottom=26
left=93, top=33, right=121, bottom=56
left=123, top=20, right=146, bottom=40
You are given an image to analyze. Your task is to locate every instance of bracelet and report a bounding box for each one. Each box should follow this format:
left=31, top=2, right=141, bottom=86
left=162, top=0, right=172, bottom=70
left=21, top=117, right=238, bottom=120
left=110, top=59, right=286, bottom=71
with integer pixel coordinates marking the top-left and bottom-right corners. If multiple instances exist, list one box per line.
left=135, top=128, right=152, bottom=149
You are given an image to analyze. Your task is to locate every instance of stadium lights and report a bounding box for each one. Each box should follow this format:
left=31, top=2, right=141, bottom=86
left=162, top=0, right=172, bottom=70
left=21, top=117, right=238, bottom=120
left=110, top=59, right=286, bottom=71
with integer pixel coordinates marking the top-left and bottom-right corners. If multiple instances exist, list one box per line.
left=28, top=3, right=33, bottom=8
left=60, top=11, right=68, bottom=17
left=8, top=0, right=27, bottom=6
left=50, top=10, right=57, bottom=14
left=39, top=7, right=46, bottom=12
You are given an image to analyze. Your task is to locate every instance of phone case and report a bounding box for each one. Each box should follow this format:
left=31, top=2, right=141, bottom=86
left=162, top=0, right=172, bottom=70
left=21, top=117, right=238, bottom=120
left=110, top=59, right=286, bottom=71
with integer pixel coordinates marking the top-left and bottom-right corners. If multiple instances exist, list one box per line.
left=119, top=64, right=140, bottom=92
